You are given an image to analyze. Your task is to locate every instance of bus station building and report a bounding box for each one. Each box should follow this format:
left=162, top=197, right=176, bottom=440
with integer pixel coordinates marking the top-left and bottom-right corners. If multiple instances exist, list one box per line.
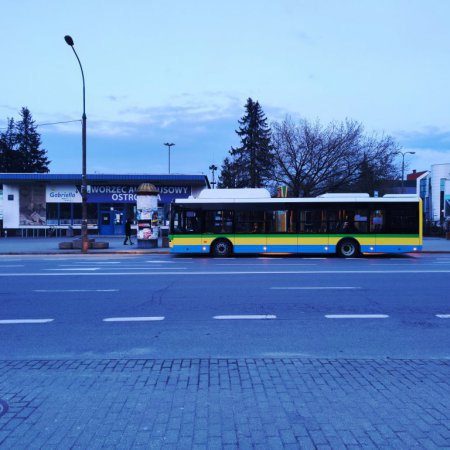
left=0, top=173, right=210, bottom=237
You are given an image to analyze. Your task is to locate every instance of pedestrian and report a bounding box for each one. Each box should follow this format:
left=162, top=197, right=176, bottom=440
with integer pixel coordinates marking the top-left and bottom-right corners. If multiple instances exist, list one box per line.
left=123, top=219, right=134, bottom=245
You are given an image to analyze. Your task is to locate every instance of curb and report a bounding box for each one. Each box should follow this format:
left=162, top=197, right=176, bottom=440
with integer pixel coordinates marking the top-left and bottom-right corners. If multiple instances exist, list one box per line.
left=0, top=250, right=450, bottom=256
left=0, top=251, right=171, bottom=255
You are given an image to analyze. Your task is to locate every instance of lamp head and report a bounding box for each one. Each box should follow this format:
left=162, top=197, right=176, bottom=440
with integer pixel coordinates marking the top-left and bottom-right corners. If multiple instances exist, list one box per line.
left=64, top=35, right=74, bottom=46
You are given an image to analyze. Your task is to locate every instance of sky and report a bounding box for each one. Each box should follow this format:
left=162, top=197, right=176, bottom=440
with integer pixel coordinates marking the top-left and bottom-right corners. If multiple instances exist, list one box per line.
left=1, top=0, right=450, bottom=180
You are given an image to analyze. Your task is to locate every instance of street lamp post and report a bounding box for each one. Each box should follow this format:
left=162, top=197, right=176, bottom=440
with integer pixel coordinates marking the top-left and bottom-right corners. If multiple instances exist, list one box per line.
left=164, top=143, right=175, bottom=174
left=209, top=164, right=218, bottom=189
left=400, top=151, right=416, bottom=194
left=64, top=35, right=88, bottom=253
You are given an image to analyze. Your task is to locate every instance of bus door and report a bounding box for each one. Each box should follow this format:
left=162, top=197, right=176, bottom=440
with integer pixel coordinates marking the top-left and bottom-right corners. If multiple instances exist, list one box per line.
left=298, top=208, right=328, bottom=254
left=172, top=208, right=202, bottom=252
left=266, top=209, right=297, bottom=253
left=234, top=210, right=264, bottom=253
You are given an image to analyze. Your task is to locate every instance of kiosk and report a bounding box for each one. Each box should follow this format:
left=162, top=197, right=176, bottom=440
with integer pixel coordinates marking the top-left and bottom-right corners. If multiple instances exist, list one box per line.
left=136, top=183, right=159, bottom=248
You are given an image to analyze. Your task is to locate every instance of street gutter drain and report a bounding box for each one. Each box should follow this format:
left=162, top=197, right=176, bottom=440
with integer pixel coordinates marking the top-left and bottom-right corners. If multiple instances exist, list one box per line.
left=0, top=399, right=8, bottom=417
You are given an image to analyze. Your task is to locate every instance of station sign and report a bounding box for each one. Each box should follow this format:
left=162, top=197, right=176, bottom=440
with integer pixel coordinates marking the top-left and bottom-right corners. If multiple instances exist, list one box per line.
left=86, top=185, right=191, bottom=203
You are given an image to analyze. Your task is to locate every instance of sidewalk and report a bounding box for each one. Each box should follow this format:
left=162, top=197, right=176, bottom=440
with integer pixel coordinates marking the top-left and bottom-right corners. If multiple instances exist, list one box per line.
left=0, top=236, right=449, bottom=255
left=0, top=357, right=449, bottom=449
left=0, top=236, right=169, bottom=255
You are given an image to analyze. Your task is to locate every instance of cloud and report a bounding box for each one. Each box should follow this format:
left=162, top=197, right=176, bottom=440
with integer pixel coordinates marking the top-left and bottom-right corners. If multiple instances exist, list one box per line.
left=119, top=92, right=242, bottom=127
left=395, top=127, right=450, bottom=151
left=47, top=92, right=244, bottom=137
left=394, top=128, right=450, bottom=171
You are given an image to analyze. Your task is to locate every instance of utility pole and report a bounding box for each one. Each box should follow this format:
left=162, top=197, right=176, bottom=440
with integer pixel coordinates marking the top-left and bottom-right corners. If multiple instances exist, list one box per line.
left=164, top=143, right=175, bottom=174
left=64, top=35, right=88, bottom=253
left=401, top=151, right=416, bottom=194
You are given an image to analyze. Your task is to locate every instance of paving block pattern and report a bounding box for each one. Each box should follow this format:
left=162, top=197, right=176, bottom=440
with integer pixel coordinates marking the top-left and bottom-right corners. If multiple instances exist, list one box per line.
left=0, top=358, right=449, bottom=449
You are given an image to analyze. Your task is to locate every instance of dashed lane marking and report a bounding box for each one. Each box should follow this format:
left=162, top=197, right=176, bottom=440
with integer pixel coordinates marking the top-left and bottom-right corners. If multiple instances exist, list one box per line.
left=436, top=314, right=450, bottom=319
left=45, top=268, right=100, bottom=271
left=217, top=263, right=317, bottom=266
left=213, top=315, right=277, bottom=320
left=33, top=289, right=119, bottom=292
left=325, top=314, right=389, bottom=319
left=271, top=286, right=360, bottom=290
left=103, top=316, right=165, bottom=322
left=0, top=319, right=54, bottom=324
left=145, top=261, right=192, bottom=264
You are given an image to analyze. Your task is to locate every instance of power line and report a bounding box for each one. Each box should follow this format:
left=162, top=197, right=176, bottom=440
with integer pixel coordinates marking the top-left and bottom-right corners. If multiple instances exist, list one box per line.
left=0, top=119, right=81, bottom=130
left=36, top=119, right=81, bottom=127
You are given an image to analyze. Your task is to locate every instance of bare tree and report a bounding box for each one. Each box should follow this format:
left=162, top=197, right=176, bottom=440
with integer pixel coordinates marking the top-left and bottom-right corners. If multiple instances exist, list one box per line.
left=271, top=117, right=400, bottom=197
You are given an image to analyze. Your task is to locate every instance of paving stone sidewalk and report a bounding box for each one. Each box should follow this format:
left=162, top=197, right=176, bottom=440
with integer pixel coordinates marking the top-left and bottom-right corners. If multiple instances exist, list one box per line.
left=0, top=358, right=449, bottom=449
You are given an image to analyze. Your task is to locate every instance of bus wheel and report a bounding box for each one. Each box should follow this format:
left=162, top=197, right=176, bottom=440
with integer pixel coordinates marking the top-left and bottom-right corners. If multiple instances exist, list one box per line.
left=337, top=239, right=360, bottom=258
left=212, top=239, right=233, bottom=257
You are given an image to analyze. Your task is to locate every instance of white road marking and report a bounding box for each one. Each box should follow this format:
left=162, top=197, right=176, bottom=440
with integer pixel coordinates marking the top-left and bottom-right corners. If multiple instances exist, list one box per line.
left=258, top=257, right=284, bottom=260
left=325, top=314, right=389, bottom=319
left=145, top=261, right=188, bottom=264
left=436, top=314, right=450, bottom=319
left=271, top=286, right=360, bottom=290
left=3, top=269, right=450, bottom=276
left=58, top=266, right=187, bottom=270
left=217, top=263, right=317, bottom=266
left=0, top=319, right=54, bottom=324
left=45, top=268, right=100, bottom=271
left=213, top=315, right=276, bottom=320
left=103, top=316, right=165, bottom=322
left=33, top=289, right=119, bottom=292
left=71, top=262, right=121, bottom=264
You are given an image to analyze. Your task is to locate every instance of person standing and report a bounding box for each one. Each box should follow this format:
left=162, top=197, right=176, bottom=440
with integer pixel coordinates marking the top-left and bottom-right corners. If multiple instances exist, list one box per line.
left=123, top=219, right=134, bottom=245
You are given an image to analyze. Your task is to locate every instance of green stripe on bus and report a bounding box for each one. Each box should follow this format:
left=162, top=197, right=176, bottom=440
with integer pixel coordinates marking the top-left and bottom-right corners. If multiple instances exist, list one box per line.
left=170, top=234, right=419, bottom=239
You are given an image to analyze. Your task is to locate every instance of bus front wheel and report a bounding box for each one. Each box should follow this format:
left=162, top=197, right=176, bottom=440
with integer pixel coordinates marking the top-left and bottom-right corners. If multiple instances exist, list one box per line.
left=337, top=239, right=360, bottom=258
left=212, top=239, right=233, bottom=257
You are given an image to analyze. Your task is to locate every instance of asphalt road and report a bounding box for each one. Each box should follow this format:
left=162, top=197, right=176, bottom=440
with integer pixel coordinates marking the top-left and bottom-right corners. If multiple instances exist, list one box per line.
left=1, top=253, right=449, bottom=360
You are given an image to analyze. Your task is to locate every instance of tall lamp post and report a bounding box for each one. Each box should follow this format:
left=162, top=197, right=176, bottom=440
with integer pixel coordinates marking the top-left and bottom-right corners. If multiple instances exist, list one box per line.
left=400, top=151, right=416, bottom=194
left=209, top=164, right=218, bottom=189
left=64, top=35, right=88, bottom=253
left=164, top=143, right=175, bottom=174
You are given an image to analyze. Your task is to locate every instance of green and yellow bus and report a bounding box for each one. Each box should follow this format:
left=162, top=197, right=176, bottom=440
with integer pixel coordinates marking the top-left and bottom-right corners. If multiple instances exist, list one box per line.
left=169, top=189, right=422, bottom=257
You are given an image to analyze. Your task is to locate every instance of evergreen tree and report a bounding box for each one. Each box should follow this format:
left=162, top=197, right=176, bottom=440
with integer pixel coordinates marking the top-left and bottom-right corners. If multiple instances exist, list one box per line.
left=220, top=98, right=273, bottom=188
left=218, top=157, right=238, bottom=188
left=0, top=118, right=18, bottom=172
left=15, top=107, right=50, bottom=172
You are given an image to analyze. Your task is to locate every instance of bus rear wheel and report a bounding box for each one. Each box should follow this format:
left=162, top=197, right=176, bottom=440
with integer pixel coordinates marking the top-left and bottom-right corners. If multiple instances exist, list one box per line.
left=212, top=239, right=233, bottom=257
left=337, top=239, right=360, bottom=258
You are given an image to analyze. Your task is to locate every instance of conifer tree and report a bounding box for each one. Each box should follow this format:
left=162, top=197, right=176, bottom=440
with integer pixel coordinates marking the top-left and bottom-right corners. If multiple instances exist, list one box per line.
left=218, top=157, right=238, bottom=188
left=0, top=118, right=18, bottom=172
left=15, top=107, right=50, bottom=172
left=219, top=98, right=273, bottom=188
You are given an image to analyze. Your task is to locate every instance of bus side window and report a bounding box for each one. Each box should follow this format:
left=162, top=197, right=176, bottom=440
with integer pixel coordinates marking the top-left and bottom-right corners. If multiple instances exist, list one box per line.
left=185, top=211, right=200, bottom=233
left=204, top=210, right=234, bottom=234
left=370, top=210, right=385, bottom=232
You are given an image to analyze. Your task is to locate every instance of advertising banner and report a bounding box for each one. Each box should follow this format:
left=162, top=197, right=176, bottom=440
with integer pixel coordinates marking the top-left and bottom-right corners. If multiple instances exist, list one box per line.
left=46, top=185, right=82, bottom=203
left=86, top=185, right=191, bottom=203
left=20, top=185, right=46, bottom=225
